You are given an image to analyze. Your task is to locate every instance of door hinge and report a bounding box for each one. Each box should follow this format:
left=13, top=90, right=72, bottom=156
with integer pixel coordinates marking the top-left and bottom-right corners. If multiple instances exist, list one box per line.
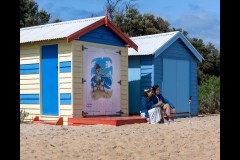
left=118, top=80, right=121, bottom=85
left=82, top=78, right=86, bottom=84
left=82, top=111, right=88, bottom=117
left=82, top=45, right=88, bottom=51
left=116, top=50, right=121, bottom=55
left=116, top=110, right=124, bottom=114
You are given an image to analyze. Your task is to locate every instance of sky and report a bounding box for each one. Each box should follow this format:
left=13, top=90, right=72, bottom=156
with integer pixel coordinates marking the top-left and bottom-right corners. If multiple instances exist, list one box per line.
left=35, top=0, right=220, bottom=50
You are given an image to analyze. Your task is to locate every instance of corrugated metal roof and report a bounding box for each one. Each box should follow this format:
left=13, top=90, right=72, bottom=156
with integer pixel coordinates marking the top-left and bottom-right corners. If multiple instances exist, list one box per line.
left=20, top=16, right=105, bottom=43
left=128, top=31, right=179, bottom=56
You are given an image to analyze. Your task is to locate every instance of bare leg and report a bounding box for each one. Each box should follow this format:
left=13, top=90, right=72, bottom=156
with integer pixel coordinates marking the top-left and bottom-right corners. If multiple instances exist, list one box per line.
left=163, top=104, right=170, bottom=116
left=160, top=110, right=164, bottom=122
left=172, top=108, right=177, bottom=114
left=160, top=109, right=164, bottom=118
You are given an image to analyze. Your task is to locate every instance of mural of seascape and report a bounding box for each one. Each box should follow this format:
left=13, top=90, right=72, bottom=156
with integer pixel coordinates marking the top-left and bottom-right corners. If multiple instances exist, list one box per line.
left=90, top=57, right=113, bottom=100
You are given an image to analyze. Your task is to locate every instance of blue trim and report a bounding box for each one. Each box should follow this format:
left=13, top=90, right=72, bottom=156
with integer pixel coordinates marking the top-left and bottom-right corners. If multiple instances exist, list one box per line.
left=152, top=64, right=154, bottom=86
left=20, top=94, right=39, bottom=104
left=60, top=93, right=71, bottom=104
left=60, top=61, right=71, bottom=73
left=20, top=63, right=39, bottom=75
left=154, top=32, right=203, bottom=62
left=189, top=61, right=192, bottom=98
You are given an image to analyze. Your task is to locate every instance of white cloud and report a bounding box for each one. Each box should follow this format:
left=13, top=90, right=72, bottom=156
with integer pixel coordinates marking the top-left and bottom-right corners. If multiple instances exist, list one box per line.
left=172, top=12, right=220, bottom=50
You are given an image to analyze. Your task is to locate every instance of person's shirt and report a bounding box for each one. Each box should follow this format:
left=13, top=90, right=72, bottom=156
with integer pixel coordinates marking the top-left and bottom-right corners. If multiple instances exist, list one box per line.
left=140, top=96, right=157, bottom=118
left=152, top=94, right=175, bottom=109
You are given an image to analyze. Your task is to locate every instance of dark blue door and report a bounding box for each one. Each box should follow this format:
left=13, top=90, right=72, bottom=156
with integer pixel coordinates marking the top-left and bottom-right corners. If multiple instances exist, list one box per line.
left=42, top=44, right=59, bottom=116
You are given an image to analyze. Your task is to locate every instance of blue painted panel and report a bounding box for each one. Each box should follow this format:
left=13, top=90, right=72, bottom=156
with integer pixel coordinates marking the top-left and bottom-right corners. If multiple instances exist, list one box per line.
left=60, top=61, right=71, bottom=67
left=154, top=39, right=199, bottom=115
left=20, top=94, right=39, bottom=104
left=190, top=60, right=198, bottom=115
left=141, top=77, right=152, bottom=83
left=162, top=58, right=190, bottom=113
left=140, top=56, right=153, bottom=96
left=153, top=55, right=163, bottom=90
left=161, top=39, right=196, bottom=59
left=20, top=63, right=39, bottom=70
left=176, top=60, right=190, bottom=112
left=128, top=56, right=141, bottom=114
left=60, top=61, right=71, bottom=73
left=128, top=56, right=140, bottom=68
left=154, top=34, right=203, bottom=62
left=78, top=25, right=125, bottom=47
left=20, top=63, right=39, bottom=75
left=60, top=93, right=71, bottom=104
left=162, top=58, right=177, bottom=107
left=128, top=68, right=141, bottom=81
left=42, top=44, right=59, bottom=116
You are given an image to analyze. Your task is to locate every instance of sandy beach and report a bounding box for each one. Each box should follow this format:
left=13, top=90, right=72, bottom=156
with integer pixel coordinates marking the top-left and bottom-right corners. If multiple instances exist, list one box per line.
left=20, top=114, right=220, bottom=160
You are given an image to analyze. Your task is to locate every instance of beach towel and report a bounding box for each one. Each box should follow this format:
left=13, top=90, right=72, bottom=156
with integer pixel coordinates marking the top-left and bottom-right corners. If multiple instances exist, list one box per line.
left=148, top=107, right=161, bottom=124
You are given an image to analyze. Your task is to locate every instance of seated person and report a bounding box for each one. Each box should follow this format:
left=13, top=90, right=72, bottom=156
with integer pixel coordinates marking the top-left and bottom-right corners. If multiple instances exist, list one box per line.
left=140, top=88, right=163, bottom=124
left=151, top=85, right=176, bottom=121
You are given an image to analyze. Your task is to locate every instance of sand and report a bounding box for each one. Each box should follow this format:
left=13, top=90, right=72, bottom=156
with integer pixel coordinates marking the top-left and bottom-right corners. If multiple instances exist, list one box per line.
left=20, top=114, right=220, bottom=160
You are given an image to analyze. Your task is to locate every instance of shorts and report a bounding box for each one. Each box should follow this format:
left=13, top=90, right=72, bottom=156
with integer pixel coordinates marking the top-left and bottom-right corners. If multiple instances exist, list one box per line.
left=160, top=103, right=165, bottom=110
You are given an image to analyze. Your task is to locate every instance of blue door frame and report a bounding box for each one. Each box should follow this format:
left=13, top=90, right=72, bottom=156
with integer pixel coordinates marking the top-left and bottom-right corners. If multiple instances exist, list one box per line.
left=41, top=44, right=59, bottom=116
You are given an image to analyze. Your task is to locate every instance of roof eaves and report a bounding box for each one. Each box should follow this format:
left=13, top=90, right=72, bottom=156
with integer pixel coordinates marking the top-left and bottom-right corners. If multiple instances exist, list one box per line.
left=20, top=37, right=67, bottom=44
left=178, top=33, right=204, bottom=62
left=153, top=32, right=180, bottom=58
left=107, top=20, right=138, bottom=51
left=67, top=18, right=105, bottom=43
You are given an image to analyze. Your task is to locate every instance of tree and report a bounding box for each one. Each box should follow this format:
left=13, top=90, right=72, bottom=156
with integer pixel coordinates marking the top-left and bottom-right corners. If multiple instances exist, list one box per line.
left=112, top=7, right=171, bottom=37
left=51, top=19, right=62, bottom=23
left=189, top=38, right=220, bottom=84
left=105, top=0, right=122, bottom=21
left=20, top=0, right=50, bottom=28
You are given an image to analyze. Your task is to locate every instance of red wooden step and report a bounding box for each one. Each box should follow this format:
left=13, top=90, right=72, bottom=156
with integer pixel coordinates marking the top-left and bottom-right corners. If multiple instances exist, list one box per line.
left=32, top=116, right=63, bottom=125
left=68, top=116, right=147, bottom=126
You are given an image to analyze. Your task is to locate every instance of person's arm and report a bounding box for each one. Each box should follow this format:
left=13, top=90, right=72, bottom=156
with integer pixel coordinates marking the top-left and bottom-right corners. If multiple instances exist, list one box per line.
left=141, top=98, right=150, bottom=118
left=161, top=95, right=175, bottom=109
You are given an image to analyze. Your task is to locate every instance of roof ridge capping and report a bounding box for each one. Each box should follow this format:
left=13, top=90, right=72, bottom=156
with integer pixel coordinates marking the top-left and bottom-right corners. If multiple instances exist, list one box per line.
left=153, top=31, right=204, bottom=62
left=130, top=31, right=179, bottom=39
left=20, top=16, right=105, bottom=30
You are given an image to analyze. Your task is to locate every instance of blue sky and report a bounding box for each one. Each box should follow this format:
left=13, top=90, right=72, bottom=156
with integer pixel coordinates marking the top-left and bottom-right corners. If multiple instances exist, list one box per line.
left=36, top=0, right=220, bottom=50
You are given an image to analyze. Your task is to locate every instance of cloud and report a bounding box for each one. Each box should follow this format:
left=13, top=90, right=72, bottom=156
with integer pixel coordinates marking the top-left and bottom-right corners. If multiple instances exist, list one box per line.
left=51, top=6, right=104, bottom=21
left=172, top=12, right=220, bottom=50
left=40, top=2, right=104, bottom=21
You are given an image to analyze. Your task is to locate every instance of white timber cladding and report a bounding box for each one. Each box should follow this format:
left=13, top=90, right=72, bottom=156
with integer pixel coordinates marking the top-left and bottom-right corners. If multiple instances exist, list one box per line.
left=72, top=41, right=129, bottom=117
left=20, top=44, right=41, bottom=120
left=58, top=42, right=73, bottom=124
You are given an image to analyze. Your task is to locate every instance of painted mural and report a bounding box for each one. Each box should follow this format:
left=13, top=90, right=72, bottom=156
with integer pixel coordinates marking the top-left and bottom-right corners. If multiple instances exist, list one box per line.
left=90, top=57, right=113, bottom=100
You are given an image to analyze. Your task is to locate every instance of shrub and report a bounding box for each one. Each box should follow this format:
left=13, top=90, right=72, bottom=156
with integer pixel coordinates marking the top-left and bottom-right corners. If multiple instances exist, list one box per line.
left=198, top=76, right=220, bottom=114
left=20, top=109, right=29, bottom=123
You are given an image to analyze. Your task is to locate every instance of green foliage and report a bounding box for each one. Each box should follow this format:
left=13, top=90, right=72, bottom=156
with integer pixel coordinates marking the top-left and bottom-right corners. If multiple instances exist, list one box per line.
left=189, top=38, right=220, bottom=84
left=198, top=76, right=220, bottom=114
left=112, top=7, right=171, bottom=37
left=20, top=109, right=29, bottom=123
left=51, top=19, right=62, bottom=23
left=107, top=0, right=220, bottom=85
left=20, top=0, right=50, bottom=28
